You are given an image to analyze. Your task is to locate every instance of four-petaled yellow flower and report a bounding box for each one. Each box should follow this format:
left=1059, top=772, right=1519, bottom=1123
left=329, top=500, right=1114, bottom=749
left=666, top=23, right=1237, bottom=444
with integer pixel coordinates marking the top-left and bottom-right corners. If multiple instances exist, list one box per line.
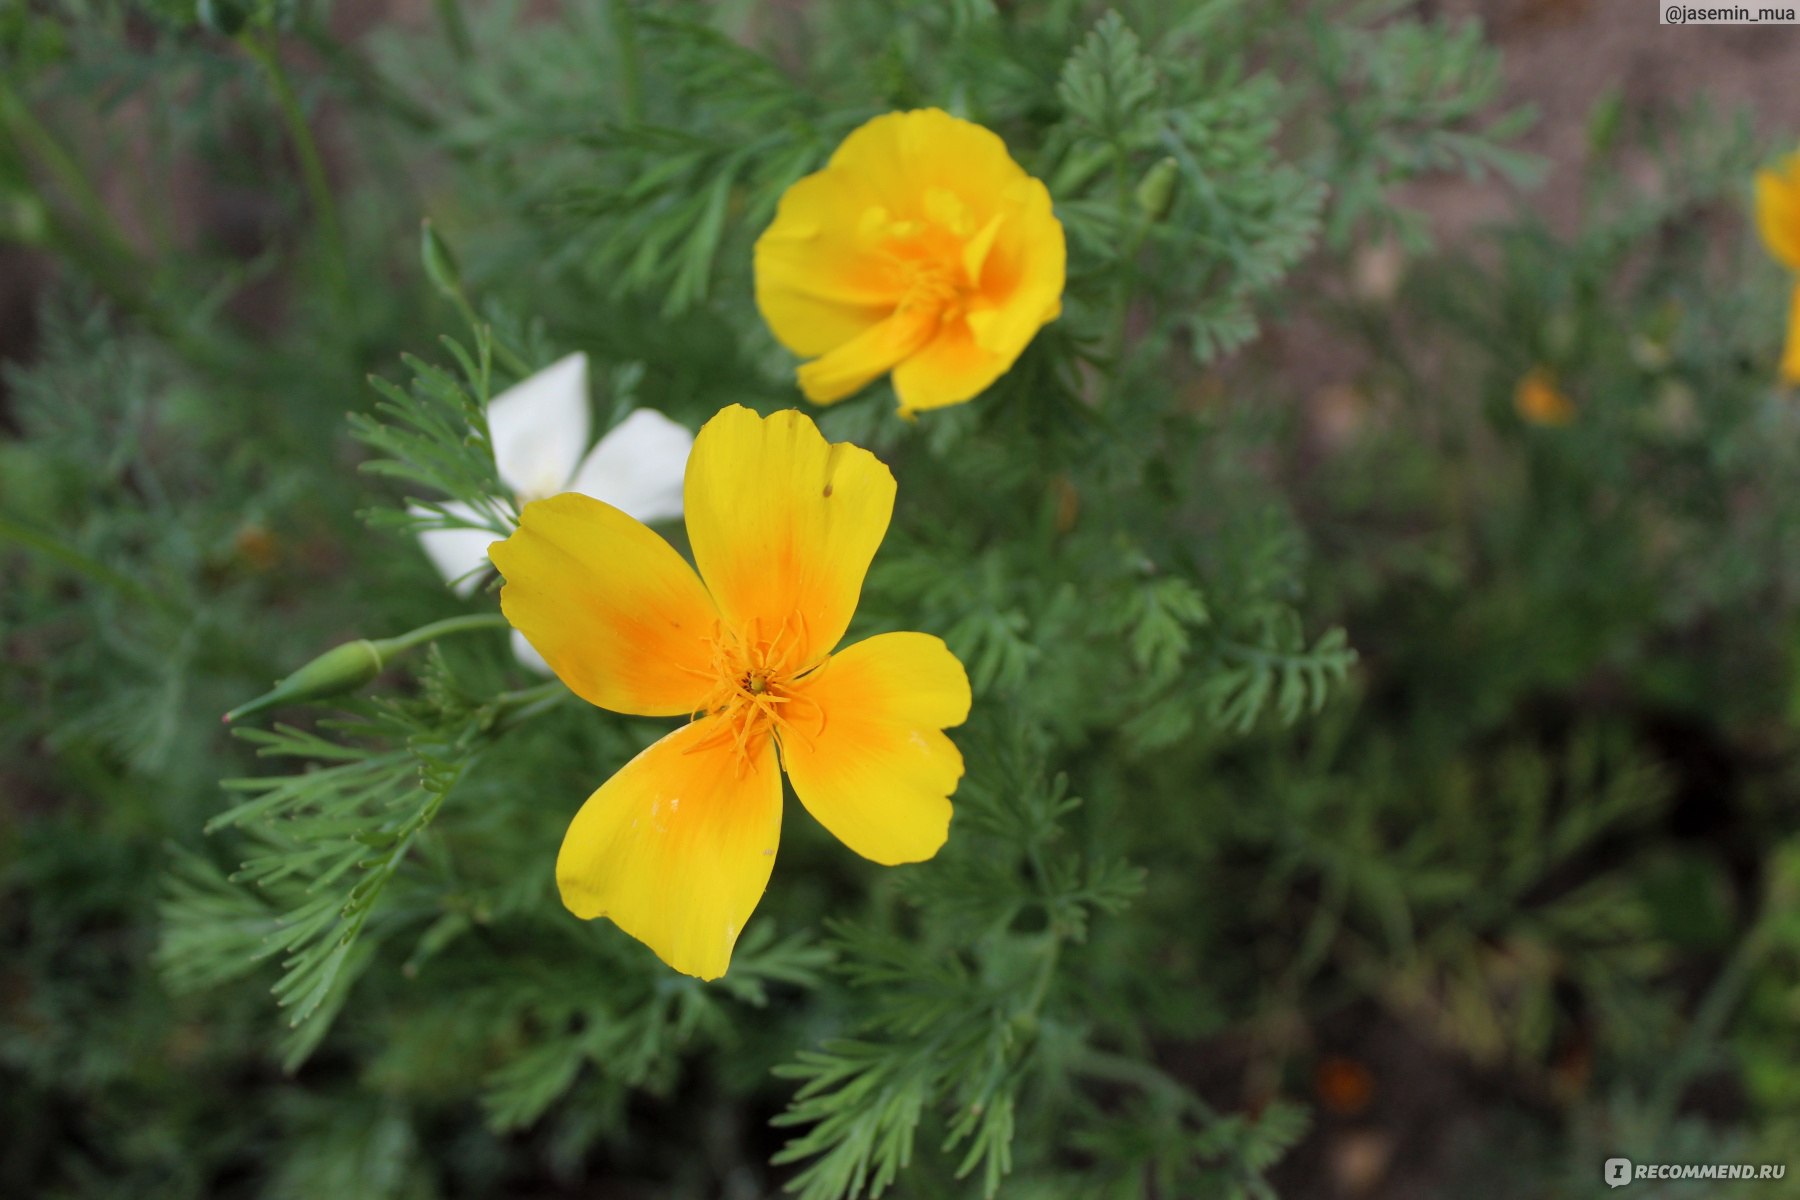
left=1755, top=150, right=1800, bottom=384
left=490, top=405, right=972, bottom=980
left=755, top=109, right=1066, bottom=415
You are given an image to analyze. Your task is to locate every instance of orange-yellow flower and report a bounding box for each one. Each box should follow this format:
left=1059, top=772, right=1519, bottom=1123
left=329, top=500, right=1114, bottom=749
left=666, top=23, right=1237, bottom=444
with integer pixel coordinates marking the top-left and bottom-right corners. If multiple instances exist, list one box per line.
left=1755, top=150, right=1800, bottom=383
left=489, top=405, right=971, bottom=979
left=1514, top=367, right=1575, bottom=427
left=754, top=109, right=1066, bottom=415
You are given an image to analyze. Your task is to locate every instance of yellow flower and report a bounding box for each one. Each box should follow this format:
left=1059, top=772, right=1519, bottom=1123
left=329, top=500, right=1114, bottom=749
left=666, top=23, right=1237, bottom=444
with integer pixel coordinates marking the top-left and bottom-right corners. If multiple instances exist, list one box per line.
left=1754, top=150, right=1800, bottom=383
left=489, top=405, right=972, bottom=979
left=1514, top=367, right=1574, bottom=427
left=755, top=109, right=1066, bottom=415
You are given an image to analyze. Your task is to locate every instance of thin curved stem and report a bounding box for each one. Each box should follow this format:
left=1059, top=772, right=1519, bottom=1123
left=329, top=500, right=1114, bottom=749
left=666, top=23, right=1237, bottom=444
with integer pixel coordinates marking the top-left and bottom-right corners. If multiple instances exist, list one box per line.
left=378, top=612, right=511, bottom=655
left=239, top=30, right=350, bottom=298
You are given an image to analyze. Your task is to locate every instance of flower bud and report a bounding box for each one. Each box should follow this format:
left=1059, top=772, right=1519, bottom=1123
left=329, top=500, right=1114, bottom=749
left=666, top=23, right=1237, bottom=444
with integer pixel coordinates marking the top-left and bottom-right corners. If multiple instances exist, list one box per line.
left=224, top=639, right=385, bottom=724
left=1134, top=156, right=1179, bottom=221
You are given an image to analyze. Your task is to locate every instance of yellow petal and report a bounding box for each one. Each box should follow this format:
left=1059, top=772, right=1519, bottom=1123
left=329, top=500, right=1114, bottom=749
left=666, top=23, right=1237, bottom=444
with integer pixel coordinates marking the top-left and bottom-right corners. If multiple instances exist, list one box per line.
left=796, top=308, right=936, bottom=405
left=755, top=170, right=904, bottom=358
left=1756, top=154, right=1800, bottom=270
left=962, top=177, right=1066, bottom=356
left=890, top=321, right=1008, bottom=415
left=782, top=632, right=970, bottom=865
left=556, top=716, right=783, bottom=981
left=961, top=211, right=1005, bottom=286
left=829, top=109, right=1027, bottom=217
left=1784, top=283, right=1800, bottom=385
left=684, top=406, right=895, bottom=670
left=491, top=493, right=718, bottom=717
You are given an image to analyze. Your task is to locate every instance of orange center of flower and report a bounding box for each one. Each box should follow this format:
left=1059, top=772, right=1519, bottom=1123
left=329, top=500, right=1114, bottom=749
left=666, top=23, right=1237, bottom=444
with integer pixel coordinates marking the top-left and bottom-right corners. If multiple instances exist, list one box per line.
left=683, top=614, right=827, bottom=774
left=861, top=188, right=1000, bottom=327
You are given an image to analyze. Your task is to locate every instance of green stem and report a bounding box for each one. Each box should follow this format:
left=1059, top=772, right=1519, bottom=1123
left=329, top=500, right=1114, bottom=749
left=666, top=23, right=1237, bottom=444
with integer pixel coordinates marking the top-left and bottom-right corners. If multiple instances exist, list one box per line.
left=490, top=680, right=571, bottom=731
left=0, top=513, right=179, bottom=616
left=224, top=613, right=515, bottom=723
left=1645, top=907, right=1775, bottom=1132
left=1017, top=840, right=1067, bottom=1019
left=449, top=295, right=532, bottom=380
left=433, top=0, right=474, bottom=61
left=379, top=612, right=511, bottom=655
left=296, top=24, right=440, bottom=132
left=1020, top=931, right=1062, bottom=1019
left=1101, top=150, right=1151, bottom=408
left=240, top=30, right=350, bottom=296
left=1069, top=1046, right=1282, bottom=1189
left=1068, top=1046, right=1219, bottom=1121
left=0, top=76, right=136, bottom=260
left=610, top=0, right=645, bottom=123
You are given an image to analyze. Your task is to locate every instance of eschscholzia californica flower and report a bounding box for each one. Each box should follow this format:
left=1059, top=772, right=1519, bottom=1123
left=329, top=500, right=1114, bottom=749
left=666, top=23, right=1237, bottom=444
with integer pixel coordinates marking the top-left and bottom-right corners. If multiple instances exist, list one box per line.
left=755, top=109, right=1065, bottom=415
left=413, top=352, right=694, bottom=671
left=1754, top=150, right=1800, bottom=383
left=490, top=405, right=972, bottom=979
left=1514, top=367, right=1575, bottom=427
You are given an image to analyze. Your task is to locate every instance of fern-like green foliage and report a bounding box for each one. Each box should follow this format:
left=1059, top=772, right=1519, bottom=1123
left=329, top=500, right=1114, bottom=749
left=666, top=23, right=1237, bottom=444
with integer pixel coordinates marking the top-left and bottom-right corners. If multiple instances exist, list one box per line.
left=351, top=338, right=513, bottom=540
left=162, top=653, right=556, bottom=1063
left=20, top=4, right=1782, bottom=1200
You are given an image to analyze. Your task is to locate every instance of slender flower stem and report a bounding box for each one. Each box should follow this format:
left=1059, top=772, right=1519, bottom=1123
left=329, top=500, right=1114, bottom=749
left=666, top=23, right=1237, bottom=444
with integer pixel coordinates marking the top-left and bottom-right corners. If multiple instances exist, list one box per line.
left=434, top=0, right=474, bottom=61
left=1101, top=148, right=1152, bottom=408
left=296, top=24, right=440, bottom=132
left=1020, top=930, right=1062, bottom=1019
left=610, top=0, right=645, bottom=123
left=0, top=76, right=136, bottom=261
left=450, top=297, right=532, bottom=380
left=224, top=613, right=517, bottom=723
left=1017, top=840, right=1066, bottom=1020
left=490, top=680, right=571, bottom=731
left=1644, top=900, right=1777, bottom=1134
left=1068, top=1046, right=1220, bottom=1121
left=239, top=30, right=351, bottom=298
left=379, top=612, right=512, bottom=655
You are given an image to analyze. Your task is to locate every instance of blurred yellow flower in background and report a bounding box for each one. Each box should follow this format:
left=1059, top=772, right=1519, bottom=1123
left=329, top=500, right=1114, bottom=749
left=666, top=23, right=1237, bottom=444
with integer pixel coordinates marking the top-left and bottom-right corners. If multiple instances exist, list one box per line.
left=755, top=109, right=1066, bottom=415
left=1514, top=367, right=1575, bottom=427
left=1755, top=150, right=1800, bottom=383
left=490, top=406, right=972, bottom=980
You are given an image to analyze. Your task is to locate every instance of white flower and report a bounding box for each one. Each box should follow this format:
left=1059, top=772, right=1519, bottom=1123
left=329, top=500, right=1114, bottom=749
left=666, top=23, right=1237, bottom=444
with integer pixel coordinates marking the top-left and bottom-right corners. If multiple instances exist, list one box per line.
left=413, top=352, right=694, bottom=672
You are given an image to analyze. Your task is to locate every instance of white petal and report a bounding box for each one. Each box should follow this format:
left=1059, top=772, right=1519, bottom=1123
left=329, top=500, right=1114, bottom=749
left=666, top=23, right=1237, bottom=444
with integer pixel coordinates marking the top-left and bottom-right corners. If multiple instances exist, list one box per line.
left=566, top=408, right=694, bottom=524
left=412, top=501, right=500, bottom=596
left=511, top=628, right=554, bottom=674
left=488, top=352, right=591, bottom=501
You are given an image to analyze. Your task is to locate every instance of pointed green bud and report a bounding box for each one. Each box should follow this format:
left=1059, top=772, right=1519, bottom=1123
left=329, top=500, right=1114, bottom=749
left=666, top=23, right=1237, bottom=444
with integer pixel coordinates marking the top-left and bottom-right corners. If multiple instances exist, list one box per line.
left=224, top=639, right=385, bottom=724
left=420, top=218, right=464, bottom=303
left=1134, top=156, right=1179, bottom=221
left=224, top=614, right=510, bottom=723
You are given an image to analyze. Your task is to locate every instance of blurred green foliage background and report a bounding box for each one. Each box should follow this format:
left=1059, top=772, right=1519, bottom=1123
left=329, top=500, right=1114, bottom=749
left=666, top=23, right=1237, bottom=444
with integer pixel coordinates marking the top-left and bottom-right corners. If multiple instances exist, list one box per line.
left=4, top=2, right=1800, bottom=1198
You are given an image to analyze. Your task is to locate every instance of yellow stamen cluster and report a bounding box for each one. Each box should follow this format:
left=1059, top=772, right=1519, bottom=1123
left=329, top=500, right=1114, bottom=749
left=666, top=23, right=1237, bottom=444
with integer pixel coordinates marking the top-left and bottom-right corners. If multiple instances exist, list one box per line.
left=864, top=192, right=994, bottom=326
left=684, top=615, right=828, bottom=774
